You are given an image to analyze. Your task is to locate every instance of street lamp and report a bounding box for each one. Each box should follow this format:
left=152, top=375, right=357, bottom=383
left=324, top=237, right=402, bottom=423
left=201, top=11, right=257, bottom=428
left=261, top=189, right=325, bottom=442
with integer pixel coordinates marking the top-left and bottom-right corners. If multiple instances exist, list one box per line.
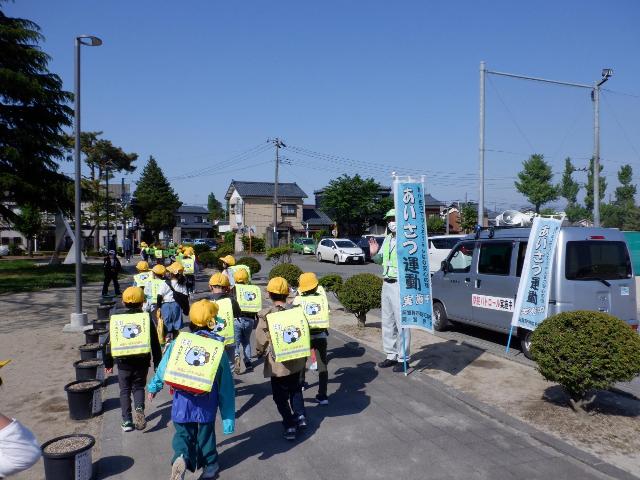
left=68, top=34, right=102, bottom=332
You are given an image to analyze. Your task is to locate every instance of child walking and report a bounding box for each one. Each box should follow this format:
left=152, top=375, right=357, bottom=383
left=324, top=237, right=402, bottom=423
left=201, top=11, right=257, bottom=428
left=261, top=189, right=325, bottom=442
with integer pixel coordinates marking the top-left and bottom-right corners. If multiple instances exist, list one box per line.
left=157, top=262, right=188, bottom=343
left=147, top=299, right=235, bottom=480
left=208, top=273, right=241, bottom=369
left=256, top=277, right=308, bottom=441
left=104, top=287, right=162, bottom=431
left=232, top=268, right=261, bottom=374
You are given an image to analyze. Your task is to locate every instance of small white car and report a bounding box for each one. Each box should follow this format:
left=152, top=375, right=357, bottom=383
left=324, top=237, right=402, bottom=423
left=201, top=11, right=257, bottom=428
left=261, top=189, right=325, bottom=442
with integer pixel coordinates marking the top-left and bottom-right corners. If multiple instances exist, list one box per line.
left=428, top=235, right=465, bottom=274
left=316, top=238, right=365, bottom=265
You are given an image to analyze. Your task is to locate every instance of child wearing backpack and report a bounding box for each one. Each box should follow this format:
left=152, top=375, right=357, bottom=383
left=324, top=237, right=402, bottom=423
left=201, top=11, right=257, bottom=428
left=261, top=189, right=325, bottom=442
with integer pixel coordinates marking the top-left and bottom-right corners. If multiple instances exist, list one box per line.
left=157, top=262, right=189, bottom=343
left=104, top=287, right=162, bottom=432
left=147, top=299, right=235, bottom=480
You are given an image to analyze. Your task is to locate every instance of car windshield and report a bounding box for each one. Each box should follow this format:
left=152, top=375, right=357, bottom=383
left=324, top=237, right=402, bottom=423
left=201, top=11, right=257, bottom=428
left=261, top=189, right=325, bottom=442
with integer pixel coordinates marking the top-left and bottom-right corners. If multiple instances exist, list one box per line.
left=301, top=239, right=314, bottom=245
left=565, top=241, right=632, bottom=280
left=335, top=240, right=356, bottom=248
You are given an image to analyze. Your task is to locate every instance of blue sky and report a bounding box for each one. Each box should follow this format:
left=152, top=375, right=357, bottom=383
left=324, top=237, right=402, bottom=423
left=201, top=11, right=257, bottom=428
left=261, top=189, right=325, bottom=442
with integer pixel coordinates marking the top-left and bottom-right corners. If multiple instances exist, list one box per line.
left=7, top=0, right=640, bottom=211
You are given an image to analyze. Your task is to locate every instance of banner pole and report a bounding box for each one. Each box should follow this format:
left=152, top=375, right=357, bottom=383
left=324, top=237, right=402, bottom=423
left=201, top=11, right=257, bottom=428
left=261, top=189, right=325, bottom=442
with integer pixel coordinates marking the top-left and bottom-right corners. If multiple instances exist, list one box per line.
left=402, top=328, right=408, bottom=376
left=506, top=325, right=514, bottom=353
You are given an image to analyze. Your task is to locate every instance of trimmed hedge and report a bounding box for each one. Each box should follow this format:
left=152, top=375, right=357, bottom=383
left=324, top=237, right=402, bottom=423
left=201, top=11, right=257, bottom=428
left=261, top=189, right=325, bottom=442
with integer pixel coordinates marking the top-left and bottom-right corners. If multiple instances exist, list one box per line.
left=193, top=244, right=210, bottom=255
left=241, top=236, right=265, bottom=253
left=237, top=256, right=261, bottom=276
left=319, top=274, right=343, bottom=293
left=198, top=251, right=218, bottom=268
left=337, top=273, right=382, bottom=328
left=268, top=263, right=303, bottom=288
left=531, top=310, right=640, bottom=410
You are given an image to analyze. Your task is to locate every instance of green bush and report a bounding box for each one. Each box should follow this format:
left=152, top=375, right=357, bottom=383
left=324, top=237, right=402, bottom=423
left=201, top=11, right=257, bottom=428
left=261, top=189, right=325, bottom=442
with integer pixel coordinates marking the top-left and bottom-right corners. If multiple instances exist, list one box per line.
left=319, top=274, right=343, bottom=293
left=268, top=263, right=303, bottom=288
left=8, top=244, right=23, bottom=256
left=531, top=310, right=640, bottom=411
left=241, top=235, right=265, bottom=253
left=216, top=244, right=234, bottom=257
left=223, top=232, right=235, bottom=246
left=237, top=256, right=261, bottom=276
left=266, top=245, right=293, bottom=264
left=198, top=251, right=218, bottom=268
left=193, top=244, right=210, bottom=255
left=337, top=273, right=382, bottom=328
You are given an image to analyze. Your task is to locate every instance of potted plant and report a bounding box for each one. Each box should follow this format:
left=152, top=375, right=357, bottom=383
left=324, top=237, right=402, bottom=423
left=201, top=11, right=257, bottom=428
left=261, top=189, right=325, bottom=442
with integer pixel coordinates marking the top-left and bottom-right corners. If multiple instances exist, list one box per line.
left=41, top=433, right=95, bottom=480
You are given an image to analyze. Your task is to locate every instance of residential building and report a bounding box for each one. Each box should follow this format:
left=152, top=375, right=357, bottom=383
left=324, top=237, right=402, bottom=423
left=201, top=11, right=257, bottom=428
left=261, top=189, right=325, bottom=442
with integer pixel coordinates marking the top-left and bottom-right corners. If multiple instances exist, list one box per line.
left=302, top=205, right=334, bottom=236
left=225, top=180, right=307, bottom=245
left=173, top=205, right=213, bottom=242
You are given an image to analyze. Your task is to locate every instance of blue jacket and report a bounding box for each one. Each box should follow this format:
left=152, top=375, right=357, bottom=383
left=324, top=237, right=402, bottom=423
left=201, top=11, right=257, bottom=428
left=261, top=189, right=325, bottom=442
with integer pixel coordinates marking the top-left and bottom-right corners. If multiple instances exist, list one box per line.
left=147, top=331, right=235, bottom=432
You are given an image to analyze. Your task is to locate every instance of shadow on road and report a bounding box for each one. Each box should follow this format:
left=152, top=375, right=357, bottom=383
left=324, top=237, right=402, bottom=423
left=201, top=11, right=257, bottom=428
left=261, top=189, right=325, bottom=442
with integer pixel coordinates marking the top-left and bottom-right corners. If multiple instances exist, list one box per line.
left=96, top=455, right=135, bottom=478
left=145, top=400, right=173, bottom=433
left=411, top=339, right=483, bottom=376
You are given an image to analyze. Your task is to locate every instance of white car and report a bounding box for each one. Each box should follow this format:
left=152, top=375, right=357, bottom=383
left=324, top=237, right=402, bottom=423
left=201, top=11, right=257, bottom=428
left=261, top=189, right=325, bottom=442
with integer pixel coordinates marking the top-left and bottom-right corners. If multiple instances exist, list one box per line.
left=316, top=238, right=365, bottom=265
left=428, top=234, right=465, bottom=274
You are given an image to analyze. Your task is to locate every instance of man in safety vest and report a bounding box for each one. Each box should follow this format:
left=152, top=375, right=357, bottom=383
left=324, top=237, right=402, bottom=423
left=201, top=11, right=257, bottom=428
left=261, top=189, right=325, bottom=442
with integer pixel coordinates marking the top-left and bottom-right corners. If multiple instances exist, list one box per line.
left=104, top=287, right=162, bottom=432
left=256, top=277, right=308, bottom=441
left=369, top=208, right=411, bottom=372
left=133, top=261, right=152, bottom=289
left=294, top=272, right=330, bottom=405
left=181, top=247, right=198, bottom=295
left=147, top=299, right=235, bottom=480
left=208, top=273, right=241, bottom=370
left=231, top=269, right=260, bottom=374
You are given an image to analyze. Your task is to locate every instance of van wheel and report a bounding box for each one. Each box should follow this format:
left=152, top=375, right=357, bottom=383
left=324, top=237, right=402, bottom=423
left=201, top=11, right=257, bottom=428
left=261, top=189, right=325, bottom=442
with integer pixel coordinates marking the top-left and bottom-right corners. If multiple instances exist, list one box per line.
left=432, top=302, right=448, bottom=331
left=519, top=329, right=534, bottom=360
left=317, top=253, right=322, bottom=262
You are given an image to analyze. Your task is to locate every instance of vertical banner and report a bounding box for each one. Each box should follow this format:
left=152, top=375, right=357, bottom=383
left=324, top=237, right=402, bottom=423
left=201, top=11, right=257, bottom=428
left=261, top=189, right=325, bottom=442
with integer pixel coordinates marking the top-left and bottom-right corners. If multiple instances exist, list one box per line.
left=511, top=217, right=562, bottom=330
left=394, top=177, right=434, bottom=332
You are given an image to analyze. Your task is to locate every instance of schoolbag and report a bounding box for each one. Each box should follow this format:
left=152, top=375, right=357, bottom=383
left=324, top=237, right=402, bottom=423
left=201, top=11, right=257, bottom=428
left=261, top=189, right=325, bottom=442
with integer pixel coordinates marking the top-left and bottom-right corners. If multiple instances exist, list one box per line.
left=166, top=280, right=190, bottom=315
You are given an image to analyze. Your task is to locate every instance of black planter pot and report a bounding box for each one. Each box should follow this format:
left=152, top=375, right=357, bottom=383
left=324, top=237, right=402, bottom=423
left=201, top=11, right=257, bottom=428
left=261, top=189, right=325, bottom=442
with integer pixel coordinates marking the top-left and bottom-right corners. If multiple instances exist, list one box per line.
left=78, top=344, right=102, bottom=361
left=42, top=433, right=95, bottom=480
left=96, top=304, right=112, bottom=320
left=73, top=359, right=105, bottom=384
left=64, top=380, right=102, bottom=420
left=84, top=328, right=108, bottom=345
left=92, top=319, right=109, bottom=330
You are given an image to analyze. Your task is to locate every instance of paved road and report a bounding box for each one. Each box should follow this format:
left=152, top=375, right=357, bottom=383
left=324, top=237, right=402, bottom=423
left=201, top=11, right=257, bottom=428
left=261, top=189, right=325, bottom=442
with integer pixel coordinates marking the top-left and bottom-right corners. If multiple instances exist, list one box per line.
left=99, top=330, right=623, bottom=480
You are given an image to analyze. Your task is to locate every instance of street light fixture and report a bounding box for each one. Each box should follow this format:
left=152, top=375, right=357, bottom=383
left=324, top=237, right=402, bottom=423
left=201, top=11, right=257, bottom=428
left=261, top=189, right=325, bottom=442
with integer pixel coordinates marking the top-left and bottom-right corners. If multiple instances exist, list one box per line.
left=67, top=34, right=102, bottom=332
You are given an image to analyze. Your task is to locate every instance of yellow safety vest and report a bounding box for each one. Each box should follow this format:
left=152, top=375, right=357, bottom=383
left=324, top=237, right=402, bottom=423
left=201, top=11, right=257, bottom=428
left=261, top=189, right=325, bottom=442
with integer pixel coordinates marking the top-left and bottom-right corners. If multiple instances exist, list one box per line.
left=235, top=284, right=262, bottom=313
left=149, top=278, right=164, bottom=304
left=164, top=332, right=224, bottom=394
left=134, top=272, right=151, bottom=288
left=212, top=298, right=235, bottom=345
left=155, top=249, right=164, bottom=259
left=109, top=312, right=151, bottom=357
left=182, top=257, right=195, bottom=275
left=293, top=288, right=330, bottom=329
left=266, top=306, right=310, bottom=362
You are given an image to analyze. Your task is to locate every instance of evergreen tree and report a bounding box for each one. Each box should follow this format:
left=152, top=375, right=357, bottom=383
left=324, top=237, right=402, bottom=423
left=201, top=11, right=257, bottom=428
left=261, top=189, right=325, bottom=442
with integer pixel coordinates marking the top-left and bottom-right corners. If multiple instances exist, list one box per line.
left=132, top=156, right=181, bottom=240
left=558, top=157, right=588, bottom=222
left=207, top=193, right=225, bottom=221
left=614, top=165, right=636, bottom=207
left=515, top=154, right=558, bottom=213
left=584, top=158, right=607, bottom=213
left=0, top=7, right=73, bottom=221
left=459, top=203, right=478, bottom=233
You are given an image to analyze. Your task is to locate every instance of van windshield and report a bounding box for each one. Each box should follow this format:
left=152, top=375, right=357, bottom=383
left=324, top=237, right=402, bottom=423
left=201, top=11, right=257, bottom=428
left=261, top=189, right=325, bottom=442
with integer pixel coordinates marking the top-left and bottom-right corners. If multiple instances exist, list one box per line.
left=565, top=241, right=632, bottom=280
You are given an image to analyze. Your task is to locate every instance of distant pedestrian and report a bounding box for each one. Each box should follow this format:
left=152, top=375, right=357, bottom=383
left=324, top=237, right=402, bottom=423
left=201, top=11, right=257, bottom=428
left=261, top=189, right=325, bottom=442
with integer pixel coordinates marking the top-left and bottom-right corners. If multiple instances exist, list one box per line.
left=123, top=237, right=132, bottom=263
left=219, top=255, right=236, bottom=287
left=140, top=241, right=149, bottom=262
left=108, top=234, right=117, bottom=253
left=103, top=250, right=122, bottom=296
left=232, top=268, right=261, bottom=374
left=181, top=247, right=198, bottom=295
left=207, top=273, right=240, bottom=371
left=157, top=262, right=188, bottom=344
left=143, top=264, right=167, bottom=329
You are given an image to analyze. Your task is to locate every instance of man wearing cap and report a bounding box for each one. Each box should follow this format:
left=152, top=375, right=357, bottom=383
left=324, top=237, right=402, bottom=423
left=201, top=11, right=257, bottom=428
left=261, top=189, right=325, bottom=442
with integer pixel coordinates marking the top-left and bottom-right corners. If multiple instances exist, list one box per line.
left=368, top=208, right=411, bottom=372
left=103, top=250, right=122, bottom=296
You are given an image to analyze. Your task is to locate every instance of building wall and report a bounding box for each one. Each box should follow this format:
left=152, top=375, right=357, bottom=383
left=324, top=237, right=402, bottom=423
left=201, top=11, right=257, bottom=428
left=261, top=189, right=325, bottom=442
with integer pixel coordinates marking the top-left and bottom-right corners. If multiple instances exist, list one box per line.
left=241, top=197, right=305, bottom=234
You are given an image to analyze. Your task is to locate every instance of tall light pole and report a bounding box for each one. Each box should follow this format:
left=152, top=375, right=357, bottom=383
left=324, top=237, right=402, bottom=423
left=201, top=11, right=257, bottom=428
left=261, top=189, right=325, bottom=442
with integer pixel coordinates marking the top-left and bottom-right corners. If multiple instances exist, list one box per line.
left=68, top=34, right=102, bottom=331
left=269, top=138, right=285, bottom=247
left=593, top=68, right=613, bottom=227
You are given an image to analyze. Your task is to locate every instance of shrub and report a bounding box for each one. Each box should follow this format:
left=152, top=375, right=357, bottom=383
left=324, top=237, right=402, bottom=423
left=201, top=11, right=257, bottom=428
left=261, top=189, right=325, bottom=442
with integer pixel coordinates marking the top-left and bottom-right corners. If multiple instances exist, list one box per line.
left=236, top=256, right=261, bottom=276
left=216, top=244, right=234, bottom=257
left=337, top=273, right=382, bottom=328
left=8, top=244, right=23, bottom=256
left=198, top=251, right=218, bottom=268
left=266, top=245, right=293, bottom=264
left=223, top=231, right=235, bottom=246
left=241, top=235, right=265, bottom=253
left=193, top=244, right=210, bottom=255
left=268, top=263, right=303, bottom=288
left=319, top=274, right=343, bottom=293
left=531, top=310, right=640, bottom=412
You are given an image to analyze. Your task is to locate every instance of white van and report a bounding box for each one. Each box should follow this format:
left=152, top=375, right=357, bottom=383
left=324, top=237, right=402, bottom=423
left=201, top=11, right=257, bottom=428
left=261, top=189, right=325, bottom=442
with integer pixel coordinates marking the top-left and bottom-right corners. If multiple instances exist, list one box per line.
left=428, top=235, right=465, bottom=274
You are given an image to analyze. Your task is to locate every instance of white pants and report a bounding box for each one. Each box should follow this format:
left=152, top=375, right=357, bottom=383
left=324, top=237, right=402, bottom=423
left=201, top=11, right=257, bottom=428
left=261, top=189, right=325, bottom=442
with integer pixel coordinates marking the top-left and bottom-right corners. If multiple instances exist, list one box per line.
left=381, top=280, right=410, bottom=361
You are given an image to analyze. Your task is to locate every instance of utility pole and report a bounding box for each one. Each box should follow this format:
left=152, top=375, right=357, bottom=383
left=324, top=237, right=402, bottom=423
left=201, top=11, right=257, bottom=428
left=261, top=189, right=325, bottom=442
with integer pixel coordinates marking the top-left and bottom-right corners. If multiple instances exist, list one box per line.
left=592, top=69, right=613, bottom=227
left=269, top=138, right=285, bottom=247
left=478, top=61, right=486, bottom=228
left=121, top=177, right=127, bottom=244
left=105, top=165, right=110, bottom=248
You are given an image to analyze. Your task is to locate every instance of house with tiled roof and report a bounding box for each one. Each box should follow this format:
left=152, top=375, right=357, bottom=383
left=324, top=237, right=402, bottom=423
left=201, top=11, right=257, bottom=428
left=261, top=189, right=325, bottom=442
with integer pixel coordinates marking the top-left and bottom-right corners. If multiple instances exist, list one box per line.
left=172, top=205, right=213, bottom=242
left=225, top=180, right=308, bottom=245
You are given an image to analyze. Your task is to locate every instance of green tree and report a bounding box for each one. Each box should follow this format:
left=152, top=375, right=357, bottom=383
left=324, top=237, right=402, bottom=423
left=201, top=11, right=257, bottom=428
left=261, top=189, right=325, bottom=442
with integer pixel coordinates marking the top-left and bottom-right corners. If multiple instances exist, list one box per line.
left=12, top=203, right=43, bottom=256
left=0, top=8, right=74, bottom=221
left=459, top=203, right=477, bottom=233
left=515, top=154, right=558, bottom=213
left=132, top=156, right=181, bottom=240
left=427, top=215, right=445, bottom=233
left=320, top=174, right=390, bottom=236
left=603, top=164, right=639, bottom=230
left=584, top=158, right=607, bottom=213
left=559, top=158, right=580, bottom=205
left=614, top=165, right=636, bottom=207
left=207, top=193, right=225, bottom=222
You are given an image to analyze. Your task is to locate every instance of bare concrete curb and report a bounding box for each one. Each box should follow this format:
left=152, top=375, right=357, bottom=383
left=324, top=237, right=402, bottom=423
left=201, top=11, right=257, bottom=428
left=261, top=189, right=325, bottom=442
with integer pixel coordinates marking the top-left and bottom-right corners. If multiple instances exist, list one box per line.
left=330, top=327, right=639, bottom=480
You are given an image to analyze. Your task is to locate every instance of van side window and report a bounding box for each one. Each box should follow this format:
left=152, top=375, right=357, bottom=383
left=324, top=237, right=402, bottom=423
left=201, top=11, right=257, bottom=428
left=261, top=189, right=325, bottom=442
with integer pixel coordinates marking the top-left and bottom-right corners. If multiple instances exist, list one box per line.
left=447, top=242, right=474, bottom=273
left=516, top=242, right=527, bottom=277
left=478, top=242, right=512, bottom=275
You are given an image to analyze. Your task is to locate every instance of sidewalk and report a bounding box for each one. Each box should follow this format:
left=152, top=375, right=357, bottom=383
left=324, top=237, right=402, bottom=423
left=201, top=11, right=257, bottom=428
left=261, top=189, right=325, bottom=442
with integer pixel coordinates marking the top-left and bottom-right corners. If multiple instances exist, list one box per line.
left=99, top=330, right=627, bottom=480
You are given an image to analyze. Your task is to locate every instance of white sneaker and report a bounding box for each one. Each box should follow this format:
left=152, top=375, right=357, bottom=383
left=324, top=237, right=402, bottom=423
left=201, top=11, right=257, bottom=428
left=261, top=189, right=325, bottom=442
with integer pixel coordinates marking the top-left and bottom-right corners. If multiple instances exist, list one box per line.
left=199, top=462, right=220, bottom=479
left=171, top=455, right=186, bottom=480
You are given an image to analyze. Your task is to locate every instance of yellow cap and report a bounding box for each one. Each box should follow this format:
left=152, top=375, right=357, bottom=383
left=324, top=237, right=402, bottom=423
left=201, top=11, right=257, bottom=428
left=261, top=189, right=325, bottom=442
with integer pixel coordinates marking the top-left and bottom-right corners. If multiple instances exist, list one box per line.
left=167, top=261, right=184, bottom=275
left=220, top=255, right=236, bottom=266
left=152, top=264, right=166, bottom=276
left=298, top=272, right=319, bottom=293
left=233, top=268, right=249, bottom=284
left=209, top=272, right=230, bottom=287
left=136, top=261, right=150, bottom=272
left=140, top=241, right=148, bottom=247
left=267, top=276, right=289, bottom=295
left=122, top=286, right=145, bottom=304
left=189, top=299, right=219, bottom=327
left=184, top=247, right=195, bottom=257
left=0, top=360, right=11, bottom=369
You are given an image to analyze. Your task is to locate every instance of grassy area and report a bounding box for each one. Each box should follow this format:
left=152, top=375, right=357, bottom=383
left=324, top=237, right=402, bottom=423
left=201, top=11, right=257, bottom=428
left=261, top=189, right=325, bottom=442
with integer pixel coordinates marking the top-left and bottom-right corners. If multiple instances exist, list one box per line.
left=0, top=260, right=105, bottom=294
